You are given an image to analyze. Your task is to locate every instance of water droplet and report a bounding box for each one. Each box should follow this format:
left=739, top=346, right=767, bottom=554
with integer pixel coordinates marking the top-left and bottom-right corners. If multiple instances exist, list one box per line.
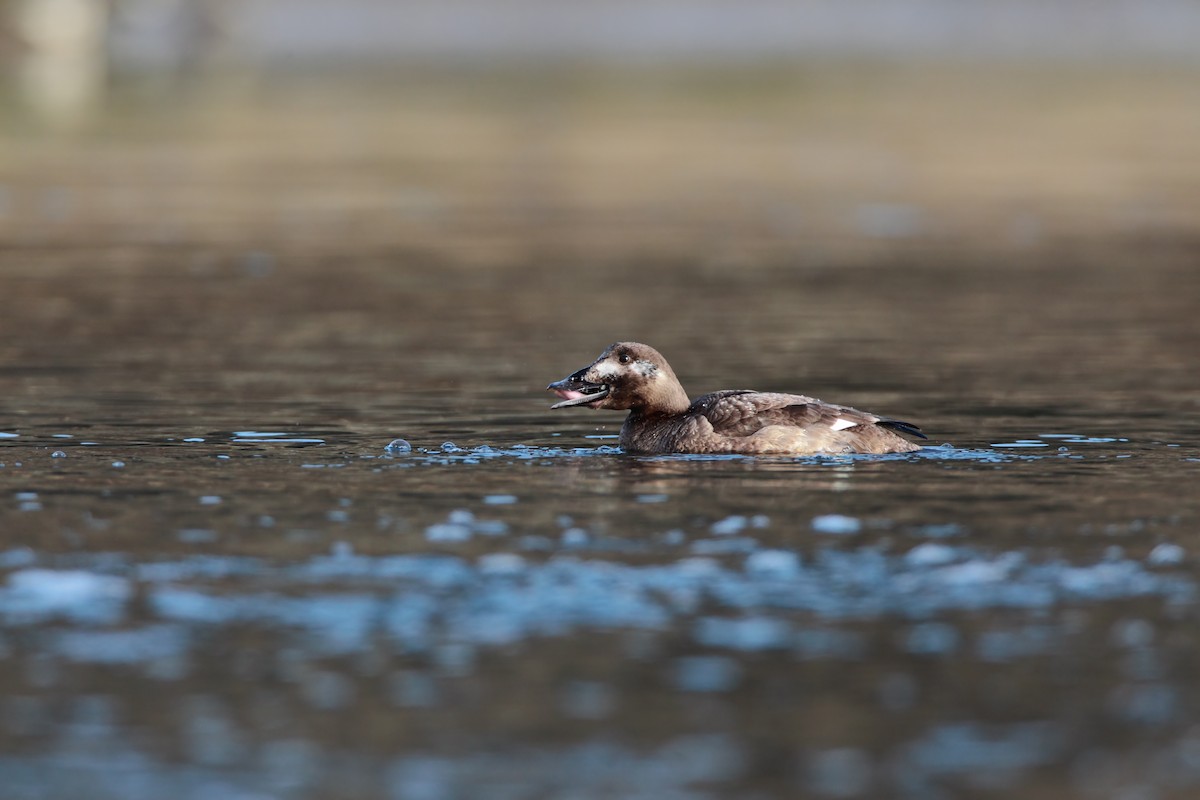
left=51, top=451, right=67, bottom=459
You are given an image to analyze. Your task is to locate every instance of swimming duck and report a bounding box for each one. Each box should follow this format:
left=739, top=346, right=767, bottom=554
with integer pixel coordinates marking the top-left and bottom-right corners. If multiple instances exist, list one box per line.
left=547, top=341, right=925, bottom=455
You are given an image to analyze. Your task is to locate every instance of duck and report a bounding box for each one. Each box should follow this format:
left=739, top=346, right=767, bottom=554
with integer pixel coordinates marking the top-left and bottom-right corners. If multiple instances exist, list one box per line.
left=547, top=341, right=925, bottom=455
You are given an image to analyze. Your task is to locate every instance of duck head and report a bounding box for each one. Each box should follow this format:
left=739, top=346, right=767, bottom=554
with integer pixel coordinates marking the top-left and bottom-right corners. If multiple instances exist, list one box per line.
left=547, top=341, right=689, bottom=413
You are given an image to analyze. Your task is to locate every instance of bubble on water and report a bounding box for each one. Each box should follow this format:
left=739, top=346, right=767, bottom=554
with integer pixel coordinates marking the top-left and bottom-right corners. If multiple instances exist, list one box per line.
left=473, top=519, right=508, bottom=536
left=3, top=569, right=132, bottom=625
left=913, top=522, right=963, bottom=538
left=241, top=250, right=276, bottom=278
left=178, top=529, right=217, bottom=544
left=690, top=537, right=758, bottom=555
left=425, top=523, right=472, bottom=543
left=50, top=451, right=67, bottom=459
left=561, top=528, right=590, bottom=547
left=560, top=680, right=615, bottom=720
left=432, top=642, right=475, bottom=675
left=181, top=696, right=245, bottom=766
left=901, top=721, right=1063, bottom=779
left=389, top=670, right=439, bottom=708
left=905, top=622, right=960, bottom=655
left=977, top=626, right=1057, bottom=662
left=477, top=553, right=525, bottom=576
left=51, top=624, right=189, bottom=665
left=906, top=543, right=961, bottom=567
left=694, top=616, right=792, bottom=651
left=387, top=756, right=455, bottom=800
left=673, top=655, right=741, bottom=692
left=812, top=514, right=862, bottom=535
left=111, top=461, right=125, bottom=468
left=199, top=495, right=222, bottom=505
left=383, top=439, right=412, bottom=456
left=710, top=515, right=747, bottom=535
left=1109, top=683, right=1178, bottom=726
left=1110, top=618, right=1154, bottom=649
left=483, top=494, right=517, bottom=505
left=879, top=671, right=918, bottom=711
left=793, top=627, right=867, bottom=660
left=1147, top=543, right=1185, bottom=566
left=0, top=548, right=36, bottom=569
left=301, top=670, right=355, bottom=710
left=744, top=549, right=801, bottom=578
left=441, top=442, right=460, bottom=453
left=659, top=529, right=687, bottom=545
left=855, top=202, right=923, bottom=238
left=806, top=747, right=874, bottom=798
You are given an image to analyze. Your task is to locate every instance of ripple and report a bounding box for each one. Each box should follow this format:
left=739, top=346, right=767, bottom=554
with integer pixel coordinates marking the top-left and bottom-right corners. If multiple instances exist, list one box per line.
left=231, top=431, right=327, bottom=444
left=0, top=544, right=1189, bottom=668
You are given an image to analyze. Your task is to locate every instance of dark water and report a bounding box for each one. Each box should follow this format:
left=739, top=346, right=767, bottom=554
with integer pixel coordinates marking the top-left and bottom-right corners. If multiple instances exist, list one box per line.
left=3, top=67, right=1200, bottom=800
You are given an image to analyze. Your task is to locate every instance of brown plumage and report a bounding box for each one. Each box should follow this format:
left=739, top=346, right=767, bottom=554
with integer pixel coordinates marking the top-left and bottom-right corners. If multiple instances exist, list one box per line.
left=547, top=342, right=925, bottom=455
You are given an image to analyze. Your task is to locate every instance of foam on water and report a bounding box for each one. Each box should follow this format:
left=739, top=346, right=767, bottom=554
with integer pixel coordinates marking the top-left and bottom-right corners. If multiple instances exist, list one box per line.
left=371, top=437, right=1138, bottom=469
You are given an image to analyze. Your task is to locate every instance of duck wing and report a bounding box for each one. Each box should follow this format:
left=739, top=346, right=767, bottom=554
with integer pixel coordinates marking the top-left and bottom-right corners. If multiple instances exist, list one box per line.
left=694, top=390, right=925, bottom=440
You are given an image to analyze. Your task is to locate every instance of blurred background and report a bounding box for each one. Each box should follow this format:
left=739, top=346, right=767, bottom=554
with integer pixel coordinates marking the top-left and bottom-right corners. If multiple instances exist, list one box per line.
left=2, top=0, right=1199, bottom=261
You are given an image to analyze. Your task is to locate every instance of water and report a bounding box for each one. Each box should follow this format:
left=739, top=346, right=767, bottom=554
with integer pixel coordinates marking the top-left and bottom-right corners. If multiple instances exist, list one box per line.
left=3, top=65, right=1200, bottom=799
left=3, top=263, right=1196, bottom=800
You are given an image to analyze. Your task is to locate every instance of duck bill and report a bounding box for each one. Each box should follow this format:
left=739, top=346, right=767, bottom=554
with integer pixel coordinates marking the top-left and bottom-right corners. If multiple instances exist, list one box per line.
left=547, top=369, right=610, bottom=409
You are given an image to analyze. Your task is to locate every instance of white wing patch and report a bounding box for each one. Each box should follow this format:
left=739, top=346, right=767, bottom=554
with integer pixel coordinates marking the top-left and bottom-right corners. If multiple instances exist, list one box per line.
left=830, top=418, right=858, bottom=432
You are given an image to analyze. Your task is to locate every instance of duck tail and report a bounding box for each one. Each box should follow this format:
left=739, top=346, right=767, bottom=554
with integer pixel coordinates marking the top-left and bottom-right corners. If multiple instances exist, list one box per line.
left=879, top=419, right=927, bottom=440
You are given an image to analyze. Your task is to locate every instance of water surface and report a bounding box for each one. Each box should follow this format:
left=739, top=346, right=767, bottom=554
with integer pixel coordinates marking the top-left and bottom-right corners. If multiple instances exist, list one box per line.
left=2, top=64, right=1200, bottom=800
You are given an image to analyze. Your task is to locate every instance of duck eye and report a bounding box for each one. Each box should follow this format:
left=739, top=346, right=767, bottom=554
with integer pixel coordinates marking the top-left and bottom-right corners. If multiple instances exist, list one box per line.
left=618, top=352, right=631, bottom=364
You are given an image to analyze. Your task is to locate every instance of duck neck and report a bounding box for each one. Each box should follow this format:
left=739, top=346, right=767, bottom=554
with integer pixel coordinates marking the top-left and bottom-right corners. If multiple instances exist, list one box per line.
left=633, top=379, right=691, bottom=417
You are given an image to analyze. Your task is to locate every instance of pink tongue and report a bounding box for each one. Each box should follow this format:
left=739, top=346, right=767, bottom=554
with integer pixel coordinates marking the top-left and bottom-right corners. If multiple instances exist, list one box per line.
left=554, top=389, right=588, bottom=401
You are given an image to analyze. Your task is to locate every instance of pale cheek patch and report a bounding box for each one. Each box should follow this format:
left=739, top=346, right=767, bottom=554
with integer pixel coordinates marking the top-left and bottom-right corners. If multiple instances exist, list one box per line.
left=634, top=360, right=658, bottom=377
left=830, top=418, right=858, bottom=432
left=592, top=362, right=620, bottom=380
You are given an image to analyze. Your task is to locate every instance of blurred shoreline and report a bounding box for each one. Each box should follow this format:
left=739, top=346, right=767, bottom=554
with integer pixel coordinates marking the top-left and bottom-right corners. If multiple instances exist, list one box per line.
left=2, top=58, right=1199, bottom=267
